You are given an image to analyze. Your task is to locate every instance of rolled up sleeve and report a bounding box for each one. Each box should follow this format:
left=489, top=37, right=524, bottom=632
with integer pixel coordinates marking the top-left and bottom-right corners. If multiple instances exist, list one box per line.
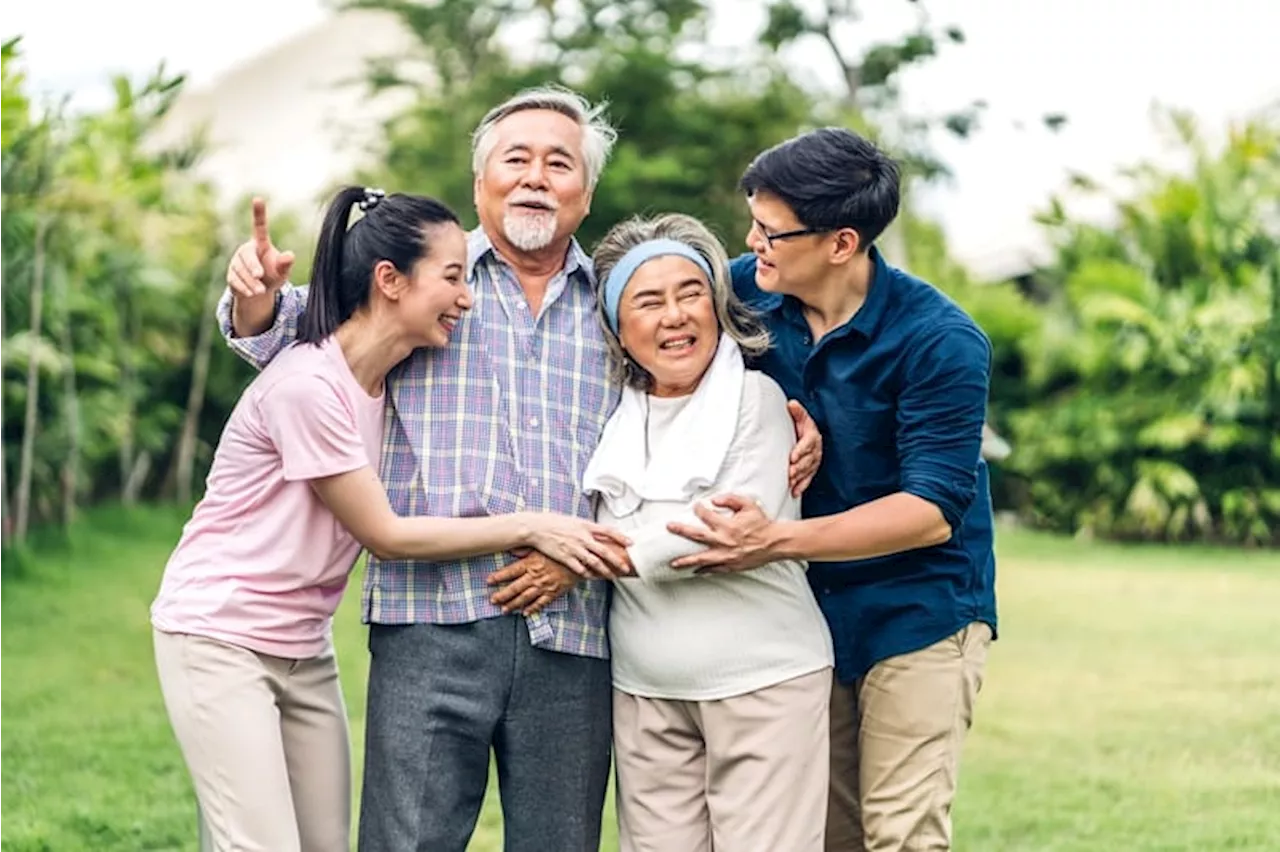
left=896, top=321, right=992, bottom=532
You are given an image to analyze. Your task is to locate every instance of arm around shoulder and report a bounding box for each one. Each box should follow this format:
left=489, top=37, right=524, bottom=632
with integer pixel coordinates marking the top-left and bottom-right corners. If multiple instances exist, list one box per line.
left=216, top=284, right=309, bottom=371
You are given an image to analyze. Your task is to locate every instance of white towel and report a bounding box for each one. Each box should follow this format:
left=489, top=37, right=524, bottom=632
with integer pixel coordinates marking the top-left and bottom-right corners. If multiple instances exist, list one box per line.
left=584, top=333, right=745, bottom=517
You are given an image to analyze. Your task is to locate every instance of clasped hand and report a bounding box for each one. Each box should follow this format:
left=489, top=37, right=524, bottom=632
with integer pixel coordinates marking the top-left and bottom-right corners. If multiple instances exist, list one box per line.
left=487, top=514, right=634, bottom=615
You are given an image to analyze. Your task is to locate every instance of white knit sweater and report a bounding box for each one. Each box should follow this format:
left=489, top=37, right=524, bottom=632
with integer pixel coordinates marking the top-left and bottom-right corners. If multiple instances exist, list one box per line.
left=597, top=370, right=834, bottom=701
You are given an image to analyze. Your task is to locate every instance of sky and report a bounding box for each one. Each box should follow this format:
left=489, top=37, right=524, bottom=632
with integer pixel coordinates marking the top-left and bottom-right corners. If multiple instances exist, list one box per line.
left=7, top=0, right=1278, bottom=276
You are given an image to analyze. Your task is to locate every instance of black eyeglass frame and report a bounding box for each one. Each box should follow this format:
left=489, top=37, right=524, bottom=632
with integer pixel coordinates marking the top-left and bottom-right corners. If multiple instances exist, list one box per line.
left=752, top=219, right=835, bottom=248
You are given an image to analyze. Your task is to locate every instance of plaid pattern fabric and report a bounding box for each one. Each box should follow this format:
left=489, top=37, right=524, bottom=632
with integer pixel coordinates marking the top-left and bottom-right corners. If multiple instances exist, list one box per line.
left=217, top=229, right=620, bottom=658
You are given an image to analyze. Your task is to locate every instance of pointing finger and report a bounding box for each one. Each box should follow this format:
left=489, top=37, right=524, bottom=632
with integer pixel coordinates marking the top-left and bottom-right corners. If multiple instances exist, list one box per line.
left=251, top=197, right=271, bottom=251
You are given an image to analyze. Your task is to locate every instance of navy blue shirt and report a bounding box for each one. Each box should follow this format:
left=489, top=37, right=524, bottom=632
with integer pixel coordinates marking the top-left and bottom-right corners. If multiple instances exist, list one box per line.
left=730, top=250, right=998, bottom=684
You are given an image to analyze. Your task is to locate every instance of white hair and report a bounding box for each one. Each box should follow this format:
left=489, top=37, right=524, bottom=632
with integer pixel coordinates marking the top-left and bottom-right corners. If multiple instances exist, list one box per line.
left=471, top=86, right=618, bottom=189
left=502, top=209, right=557, bottom=252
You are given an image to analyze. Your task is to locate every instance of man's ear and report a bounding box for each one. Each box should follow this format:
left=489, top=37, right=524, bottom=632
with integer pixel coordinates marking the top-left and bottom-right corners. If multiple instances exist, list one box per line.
left=372, top=259, right=404, bottom=300
left=830, top=227, right=862, bottom=264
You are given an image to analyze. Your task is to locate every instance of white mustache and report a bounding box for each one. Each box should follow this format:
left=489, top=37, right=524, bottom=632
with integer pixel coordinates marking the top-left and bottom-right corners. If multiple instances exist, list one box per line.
left=508, top=192, right=559, bottom=211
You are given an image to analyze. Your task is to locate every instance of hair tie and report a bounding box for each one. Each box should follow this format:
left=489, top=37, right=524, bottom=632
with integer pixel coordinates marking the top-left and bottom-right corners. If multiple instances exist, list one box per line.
left=602, top=239, right=713, bottom=334
left=358, top=187, right=386, bottom=212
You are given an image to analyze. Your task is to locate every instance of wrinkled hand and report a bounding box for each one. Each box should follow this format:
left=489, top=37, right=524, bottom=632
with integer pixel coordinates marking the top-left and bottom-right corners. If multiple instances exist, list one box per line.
left=668, top=494, right=777, bottom=574
left=787, top=400, right=822, bottom=497
left=521, top=513, right=632, bottom=579
left=226, top=197, right=296, bottom=298
left=487, top=552, right=579, bottom=615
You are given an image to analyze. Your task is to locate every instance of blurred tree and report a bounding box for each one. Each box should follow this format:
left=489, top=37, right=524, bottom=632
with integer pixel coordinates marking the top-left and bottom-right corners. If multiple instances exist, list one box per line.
left=6, top=9, right=1272, bottom=552
left=3, top=36, right=59, bottom=541
left=1004, top=105, right=1279, bottom=546
left=758, top=0, right=1067, bottom=177
left=345, top=0, right=1042, bottom=469
left=2, top=38, right=257, bottom=543
left=346, top=0, right=815, bottom=249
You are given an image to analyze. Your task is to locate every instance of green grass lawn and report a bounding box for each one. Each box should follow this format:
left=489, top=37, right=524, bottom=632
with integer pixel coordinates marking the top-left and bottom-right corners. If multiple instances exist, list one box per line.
left=2, top=505, right=1278, bottom=851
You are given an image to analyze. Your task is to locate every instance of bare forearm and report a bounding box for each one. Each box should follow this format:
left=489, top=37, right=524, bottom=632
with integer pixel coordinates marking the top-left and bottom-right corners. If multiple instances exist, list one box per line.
left=771, top=492, right=952, bottom=563
left=372, top=514, right=533, bottom=561
left=230, top=292, right=277, bottom=338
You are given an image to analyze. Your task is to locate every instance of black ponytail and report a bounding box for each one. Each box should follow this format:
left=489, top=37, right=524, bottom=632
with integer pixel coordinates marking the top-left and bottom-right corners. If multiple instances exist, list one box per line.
left=299, top=185, right=461, bottom=344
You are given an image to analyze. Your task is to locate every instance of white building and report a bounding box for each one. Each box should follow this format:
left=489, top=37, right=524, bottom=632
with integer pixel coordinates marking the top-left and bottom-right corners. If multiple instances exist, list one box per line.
left=149, top=9, right=419, bottom=232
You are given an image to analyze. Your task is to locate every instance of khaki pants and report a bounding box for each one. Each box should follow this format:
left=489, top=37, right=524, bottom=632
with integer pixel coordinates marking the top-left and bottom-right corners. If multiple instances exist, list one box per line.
left=613, top=668, right=832, bottom=852
left=827, top=622, right=991, bottom=852
left=153, top=630, right=351, bottom=852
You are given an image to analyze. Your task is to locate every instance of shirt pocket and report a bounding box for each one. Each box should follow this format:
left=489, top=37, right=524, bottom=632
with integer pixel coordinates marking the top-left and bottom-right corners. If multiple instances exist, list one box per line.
left=823, top=402, right=898, bottom=493
left=551, top=337, right=614, bottom=471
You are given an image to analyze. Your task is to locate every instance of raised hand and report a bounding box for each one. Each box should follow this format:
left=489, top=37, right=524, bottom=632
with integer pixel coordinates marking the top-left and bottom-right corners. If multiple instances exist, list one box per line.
left=226, top=197, right=296, bottom=298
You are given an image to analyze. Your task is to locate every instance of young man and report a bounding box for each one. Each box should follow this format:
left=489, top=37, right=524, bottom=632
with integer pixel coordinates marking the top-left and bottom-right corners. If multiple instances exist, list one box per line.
left=668, top=127, right=997, bottom=852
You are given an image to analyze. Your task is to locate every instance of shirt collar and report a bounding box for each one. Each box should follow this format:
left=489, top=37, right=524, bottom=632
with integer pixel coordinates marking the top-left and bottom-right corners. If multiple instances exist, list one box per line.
left=466, top=226, right=595, bottom=285
left=774, top=245, right=894, bottom=341
left=847, top=246, right=893, bottom=339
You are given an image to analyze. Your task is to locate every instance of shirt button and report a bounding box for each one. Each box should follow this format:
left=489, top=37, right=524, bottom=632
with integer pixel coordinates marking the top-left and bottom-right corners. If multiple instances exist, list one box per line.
left=530, top=479, right=540, bottom=489
left=529, top=417, right=539, bottom=428
left=802, top=335, right=812, bottom=345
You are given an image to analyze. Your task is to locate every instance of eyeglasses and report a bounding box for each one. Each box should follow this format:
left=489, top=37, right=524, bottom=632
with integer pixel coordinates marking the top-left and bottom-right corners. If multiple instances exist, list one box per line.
left=752, top=219, right=831, bottom=249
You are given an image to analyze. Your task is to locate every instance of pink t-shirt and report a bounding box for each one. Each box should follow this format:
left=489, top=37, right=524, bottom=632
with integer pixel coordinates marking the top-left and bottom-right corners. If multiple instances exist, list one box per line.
left=151, top=336, right=385, bottom=659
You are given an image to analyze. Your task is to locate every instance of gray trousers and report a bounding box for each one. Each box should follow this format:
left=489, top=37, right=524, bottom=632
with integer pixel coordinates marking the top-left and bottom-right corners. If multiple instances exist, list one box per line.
left=357, top=616, right=612, bottom=852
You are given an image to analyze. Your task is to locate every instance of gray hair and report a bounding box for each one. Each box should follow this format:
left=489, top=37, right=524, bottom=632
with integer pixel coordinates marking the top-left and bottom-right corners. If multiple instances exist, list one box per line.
left=471, top=86, right=618, bottom=189
left=592, top=213, right=772, bottom=391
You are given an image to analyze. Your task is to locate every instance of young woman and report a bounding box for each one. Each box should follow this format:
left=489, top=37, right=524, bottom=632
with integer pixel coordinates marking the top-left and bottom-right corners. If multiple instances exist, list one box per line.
left=150, top=186, right=629, bottom=852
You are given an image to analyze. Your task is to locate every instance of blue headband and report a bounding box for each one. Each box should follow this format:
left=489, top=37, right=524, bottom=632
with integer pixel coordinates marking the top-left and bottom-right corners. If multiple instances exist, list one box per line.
left=602, top=239, right=714, bottom=334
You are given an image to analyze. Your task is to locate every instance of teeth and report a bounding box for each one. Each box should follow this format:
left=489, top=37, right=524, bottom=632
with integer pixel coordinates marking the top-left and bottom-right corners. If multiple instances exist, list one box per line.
left=660, top=339, right=694, bottom=350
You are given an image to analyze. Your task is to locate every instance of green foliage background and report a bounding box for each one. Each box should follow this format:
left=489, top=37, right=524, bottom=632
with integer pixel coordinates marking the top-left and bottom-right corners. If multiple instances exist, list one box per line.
left=2, top=1, right=1277, bottom=547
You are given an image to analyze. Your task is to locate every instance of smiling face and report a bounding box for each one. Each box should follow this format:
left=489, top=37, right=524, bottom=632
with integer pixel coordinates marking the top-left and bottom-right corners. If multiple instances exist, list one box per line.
left=745, top=190, right=846, bottom=297
left=616, top=255, right=720, bottom=398
left=474, top=108, right=592, bottom=256
left=376, top=221, right=471, bottom=348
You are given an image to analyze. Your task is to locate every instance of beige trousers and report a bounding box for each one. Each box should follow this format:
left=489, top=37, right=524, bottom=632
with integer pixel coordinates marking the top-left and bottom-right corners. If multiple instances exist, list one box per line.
left=826, top=622, right=992, bottom=852
left=613, top=668, right=832, bottom=852
left=153, top=630, right=351, bottom=852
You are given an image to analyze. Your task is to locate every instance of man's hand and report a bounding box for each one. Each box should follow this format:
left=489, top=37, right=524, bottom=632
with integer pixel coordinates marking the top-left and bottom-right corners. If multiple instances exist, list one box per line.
left=487, top=552, right=580, bottom=615
left=227, top=198, right=296, bottom=299
left=667, top=494, right=779, bottom=574
left=787, top=400, right=822, bottom=497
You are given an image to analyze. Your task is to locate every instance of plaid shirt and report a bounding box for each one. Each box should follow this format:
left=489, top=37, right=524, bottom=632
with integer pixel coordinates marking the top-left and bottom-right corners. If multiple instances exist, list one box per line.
left=216, top=229, right=619, bottom=658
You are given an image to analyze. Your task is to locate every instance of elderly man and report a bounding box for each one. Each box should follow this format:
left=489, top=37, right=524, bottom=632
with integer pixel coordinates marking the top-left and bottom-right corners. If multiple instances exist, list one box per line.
left=217, top=87, right=820, bottom=852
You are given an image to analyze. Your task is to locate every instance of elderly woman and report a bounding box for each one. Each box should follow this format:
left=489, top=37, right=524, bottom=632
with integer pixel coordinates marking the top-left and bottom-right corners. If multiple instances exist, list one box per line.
left=582, top=214, right=834, bottom=852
